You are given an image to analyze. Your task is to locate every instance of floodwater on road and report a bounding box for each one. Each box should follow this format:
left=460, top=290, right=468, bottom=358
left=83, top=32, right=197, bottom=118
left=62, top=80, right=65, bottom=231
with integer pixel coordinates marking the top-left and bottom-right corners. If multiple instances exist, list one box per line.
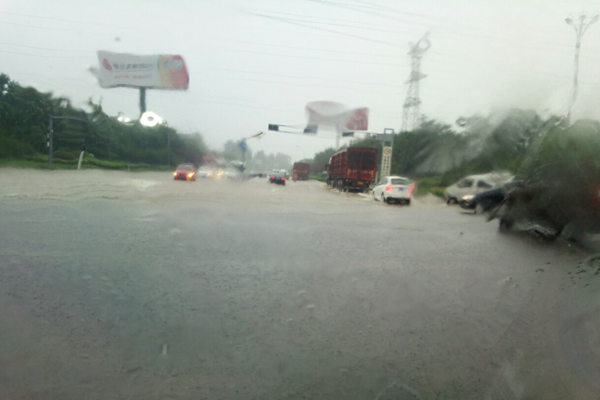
left=0, top=168, right=599, bottom=399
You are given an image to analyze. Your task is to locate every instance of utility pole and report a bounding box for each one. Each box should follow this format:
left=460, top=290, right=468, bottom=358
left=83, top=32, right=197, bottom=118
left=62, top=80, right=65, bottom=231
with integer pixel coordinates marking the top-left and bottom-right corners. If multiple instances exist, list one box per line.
left=565, top=14, right=599, bottom=124
left=402, top=32, right=431, bottom=132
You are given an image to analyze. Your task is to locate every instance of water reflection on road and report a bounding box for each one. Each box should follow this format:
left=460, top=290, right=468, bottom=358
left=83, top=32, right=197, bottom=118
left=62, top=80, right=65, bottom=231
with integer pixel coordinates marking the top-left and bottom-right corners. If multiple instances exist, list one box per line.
left=0, top=169, right=597, bottom=399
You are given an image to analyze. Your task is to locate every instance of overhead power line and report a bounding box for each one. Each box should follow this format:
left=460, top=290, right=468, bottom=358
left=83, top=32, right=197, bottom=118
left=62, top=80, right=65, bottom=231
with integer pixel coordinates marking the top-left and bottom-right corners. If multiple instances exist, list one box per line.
left=237, top=39, right=400, bottom=58
left=248, top=10, right=415, bottom=35
left=0, top=10, right=133, bottom=29
left=243, top=11, right=397, bottom=46
left=0, top=41, right=93, bottom=54
left=0, top=49, right=84, bottom=59
left=221, top=45, right=402, bottom=66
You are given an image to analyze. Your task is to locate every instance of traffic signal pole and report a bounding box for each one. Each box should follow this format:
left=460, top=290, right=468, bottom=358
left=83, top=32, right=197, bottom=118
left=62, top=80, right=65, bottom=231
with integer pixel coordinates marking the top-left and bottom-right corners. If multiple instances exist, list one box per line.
left=47, top=117, right=53, bottom=169
left=47, top=115, right=89, bottom=169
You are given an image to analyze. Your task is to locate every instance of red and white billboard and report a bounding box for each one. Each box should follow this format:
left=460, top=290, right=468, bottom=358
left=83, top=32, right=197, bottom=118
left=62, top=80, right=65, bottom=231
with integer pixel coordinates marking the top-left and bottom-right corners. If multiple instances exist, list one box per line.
left=305, top=101, right=369, bottom=131
left=344, top=107, right=369, bottom=130
left=95, top=51, right=189, bottom=90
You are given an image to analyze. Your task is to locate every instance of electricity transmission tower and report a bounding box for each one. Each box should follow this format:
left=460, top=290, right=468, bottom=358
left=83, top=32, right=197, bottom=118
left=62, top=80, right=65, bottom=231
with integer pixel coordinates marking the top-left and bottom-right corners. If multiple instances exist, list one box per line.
left=402, top=32, right=431, bottom=132
left=565, top=14, right=599, bottom=124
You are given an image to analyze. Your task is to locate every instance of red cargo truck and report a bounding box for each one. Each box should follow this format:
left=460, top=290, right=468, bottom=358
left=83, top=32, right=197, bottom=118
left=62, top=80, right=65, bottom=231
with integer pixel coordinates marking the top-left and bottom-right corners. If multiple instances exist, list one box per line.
left=292, top=162, right=310, bottom=181
left=327, top=147, right=377, bottom=192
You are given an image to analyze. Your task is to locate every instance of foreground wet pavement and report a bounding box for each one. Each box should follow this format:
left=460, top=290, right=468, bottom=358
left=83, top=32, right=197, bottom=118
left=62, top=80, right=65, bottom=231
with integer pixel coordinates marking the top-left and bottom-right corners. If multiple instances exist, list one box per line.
left=0, top=169, right=598, bottom=399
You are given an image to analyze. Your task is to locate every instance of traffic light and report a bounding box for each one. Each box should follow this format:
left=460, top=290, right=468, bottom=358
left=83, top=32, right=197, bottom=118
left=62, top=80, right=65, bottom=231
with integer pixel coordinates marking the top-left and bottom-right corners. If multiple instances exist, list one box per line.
left=268, top=124, right=279, bottom=131
left=342, top=131, right=354, bottom=137
left=303, top=124, right=318, bottom=134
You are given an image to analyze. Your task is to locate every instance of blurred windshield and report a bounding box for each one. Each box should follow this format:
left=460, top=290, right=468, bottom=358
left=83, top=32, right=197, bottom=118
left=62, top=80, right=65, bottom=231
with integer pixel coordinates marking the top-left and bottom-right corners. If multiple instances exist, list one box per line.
left=1, top=1, right=600, bottom=399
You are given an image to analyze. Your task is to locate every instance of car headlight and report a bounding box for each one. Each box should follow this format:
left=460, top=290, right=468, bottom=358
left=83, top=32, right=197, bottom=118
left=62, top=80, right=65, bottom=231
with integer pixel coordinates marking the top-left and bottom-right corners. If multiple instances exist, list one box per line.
left=462, top=194, right=474, bottom=201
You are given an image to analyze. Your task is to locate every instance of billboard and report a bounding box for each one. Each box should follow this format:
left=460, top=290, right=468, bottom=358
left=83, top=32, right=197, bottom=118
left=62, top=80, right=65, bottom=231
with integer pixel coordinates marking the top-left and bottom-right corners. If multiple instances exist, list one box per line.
left=305, top=101, right=369, bottom=131
left=94, top=51, right=189, bottom=90
left=344, top=107, right=369, bottom=131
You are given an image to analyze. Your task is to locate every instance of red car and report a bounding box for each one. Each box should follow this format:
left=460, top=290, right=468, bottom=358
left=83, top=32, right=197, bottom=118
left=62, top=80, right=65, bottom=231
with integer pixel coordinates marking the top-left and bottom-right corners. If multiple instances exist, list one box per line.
left=173, top=163, right=197, bottom=181
left=269, top=172, right=286, bottom=185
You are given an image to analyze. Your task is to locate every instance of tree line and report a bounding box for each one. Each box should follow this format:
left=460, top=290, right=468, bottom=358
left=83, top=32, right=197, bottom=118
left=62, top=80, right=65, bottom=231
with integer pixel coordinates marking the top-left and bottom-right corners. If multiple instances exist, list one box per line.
left=0, top=73, right=207, bottom=168
left=312, top=109, right=576, bottom=188
left=4, top=72, right=597, bottom=187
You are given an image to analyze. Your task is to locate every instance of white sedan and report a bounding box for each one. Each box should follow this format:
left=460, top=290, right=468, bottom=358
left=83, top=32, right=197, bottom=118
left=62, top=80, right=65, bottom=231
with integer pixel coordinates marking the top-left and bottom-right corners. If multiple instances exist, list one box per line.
left=372, top=176, right=415, bottom=205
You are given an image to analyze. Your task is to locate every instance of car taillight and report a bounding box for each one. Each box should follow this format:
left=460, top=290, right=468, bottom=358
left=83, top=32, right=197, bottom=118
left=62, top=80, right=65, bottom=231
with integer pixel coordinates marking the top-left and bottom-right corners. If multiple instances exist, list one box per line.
left=408, top=182, right=416, bottom=196
left=281, top=177, right=286, bottom=181
left=385, top=184, right=392, bottom=191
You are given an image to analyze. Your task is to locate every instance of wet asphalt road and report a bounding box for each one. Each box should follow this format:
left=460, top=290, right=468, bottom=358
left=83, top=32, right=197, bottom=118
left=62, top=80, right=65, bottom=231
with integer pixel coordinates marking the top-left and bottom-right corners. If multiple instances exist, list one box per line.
left=0, top=169, right=598, bottom=400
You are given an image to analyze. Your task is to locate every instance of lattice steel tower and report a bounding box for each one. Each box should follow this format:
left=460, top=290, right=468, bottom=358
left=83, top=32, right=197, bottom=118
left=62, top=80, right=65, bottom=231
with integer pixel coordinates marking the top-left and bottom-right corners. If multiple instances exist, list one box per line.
left=402, top=32, right=431, bottom=132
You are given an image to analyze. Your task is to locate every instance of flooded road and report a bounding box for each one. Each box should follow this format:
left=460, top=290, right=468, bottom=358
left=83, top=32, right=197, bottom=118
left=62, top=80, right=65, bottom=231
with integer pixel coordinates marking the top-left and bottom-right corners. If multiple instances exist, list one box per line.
left=0, top=169, right=598, bottom=399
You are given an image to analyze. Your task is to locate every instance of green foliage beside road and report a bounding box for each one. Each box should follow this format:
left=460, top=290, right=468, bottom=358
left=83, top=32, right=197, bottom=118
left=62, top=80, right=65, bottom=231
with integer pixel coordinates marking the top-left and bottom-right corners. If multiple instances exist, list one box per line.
left=346, top=110, right=563, bottom=196
left=518, top=119, right=600, bottom=185
left=0, top=73, right=207, bottom=169
left=413, top=176, right=445, bottom=197
left=6, top=70, right=595, bottom=198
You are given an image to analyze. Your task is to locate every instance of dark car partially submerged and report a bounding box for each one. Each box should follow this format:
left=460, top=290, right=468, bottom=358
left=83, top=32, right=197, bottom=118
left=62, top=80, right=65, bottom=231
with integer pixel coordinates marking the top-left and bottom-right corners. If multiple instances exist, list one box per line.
left=459, top=180, right=520, bottom=214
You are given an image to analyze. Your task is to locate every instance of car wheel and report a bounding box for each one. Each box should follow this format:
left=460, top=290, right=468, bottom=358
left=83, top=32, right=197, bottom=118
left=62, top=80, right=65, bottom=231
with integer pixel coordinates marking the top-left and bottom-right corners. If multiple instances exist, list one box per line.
left=446, top=197, right=457, bottom=205
left=372, top=191, right=376, bottom=200
left=405, top=199, right=411, bottom=206
left=499, top=217, right=514, bottom=232
left=381, top=193, right=386, bottom=204
left=474, top=203, right=484, bottom=214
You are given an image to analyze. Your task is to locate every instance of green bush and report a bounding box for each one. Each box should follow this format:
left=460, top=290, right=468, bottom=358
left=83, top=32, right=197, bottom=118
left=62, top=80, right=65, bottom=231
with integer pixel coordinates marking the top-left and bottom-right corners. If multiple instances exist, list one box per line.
left=309, top=171, right=327, bottom=182
left=414, top=176, right=445, bottom=197
left=0, top=135, right=36, bottom=158
left=0, top=74, right=207, bottom=169
left=518, top=120, right=600, bottom=184
left=52, top=149, right=80, bottom=161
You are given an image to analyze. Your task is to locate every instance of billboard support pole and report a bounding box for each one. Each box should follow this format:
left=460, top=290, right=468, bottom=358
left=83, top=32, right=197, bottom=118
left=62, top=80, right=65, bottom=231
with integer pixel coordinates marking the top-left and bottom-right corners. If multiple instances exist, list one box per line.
left=139, top=87, right=147, bottom=116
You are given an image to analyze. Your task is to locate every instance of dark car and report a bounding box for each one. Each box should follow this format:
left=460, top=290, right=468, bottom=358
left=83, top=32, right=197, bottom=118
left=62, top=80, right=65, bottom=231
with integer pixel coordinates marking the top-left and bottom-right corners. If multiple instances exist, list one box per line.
left=268, top=172, right=286, bottom=185
left=459, top=180, right=520, bottom=213
left=173, top=163, right=197, bottom=181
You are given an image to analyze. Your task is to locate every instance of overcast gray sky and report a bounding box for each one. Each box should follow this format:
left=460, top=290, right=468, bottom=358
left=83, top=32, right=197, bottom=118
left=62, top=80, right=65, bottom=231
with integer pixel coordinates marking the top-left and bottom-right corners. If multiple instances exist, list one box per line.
left=2, top=0, right=600, bottom=161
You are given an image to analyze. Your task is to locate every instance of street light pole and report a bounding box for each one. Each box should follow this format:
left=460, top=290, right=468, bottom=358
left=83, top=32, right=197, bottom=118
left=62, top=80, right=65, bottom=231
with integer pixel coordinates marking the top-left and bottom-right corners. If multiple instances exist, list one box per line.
left=565, top=14, right=599, bottom=123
